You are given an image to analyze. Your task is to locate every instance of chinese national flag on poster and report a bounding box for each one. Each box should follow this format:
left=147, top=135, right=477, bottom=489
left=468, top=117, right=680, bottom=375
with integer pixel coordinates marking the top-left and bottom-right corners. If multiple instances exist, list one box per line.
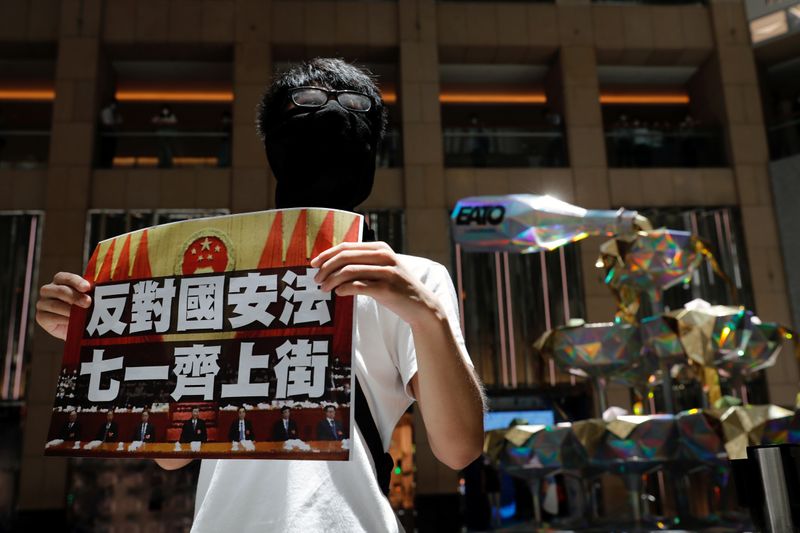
left=44, top=208, right=361, bottom=461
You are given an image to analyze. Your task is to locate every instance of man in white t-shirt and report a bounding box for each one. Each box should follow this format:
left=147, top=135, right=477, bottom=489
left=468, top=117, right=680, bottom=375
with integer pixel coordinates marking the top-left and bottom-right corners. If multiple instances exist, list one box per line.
left=35, top=57, right=485, bottom=532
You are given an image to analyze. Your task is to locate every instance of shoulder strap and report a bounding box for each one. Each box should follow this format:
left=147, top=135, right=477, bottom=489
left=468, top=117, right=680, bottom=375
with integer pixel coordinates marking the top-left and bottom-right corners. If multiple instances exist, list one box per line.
left=352, top=220, right=394, bottom=497
left=354, top=375, right=394, bottom=497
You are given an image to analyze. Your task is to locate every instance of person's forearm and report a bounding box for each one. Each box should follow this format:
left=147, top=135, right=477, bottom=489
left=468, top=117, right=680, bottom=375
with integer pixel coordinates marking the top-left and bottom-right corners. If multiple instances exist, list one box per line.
left=409, top=303, right=485, bottom=470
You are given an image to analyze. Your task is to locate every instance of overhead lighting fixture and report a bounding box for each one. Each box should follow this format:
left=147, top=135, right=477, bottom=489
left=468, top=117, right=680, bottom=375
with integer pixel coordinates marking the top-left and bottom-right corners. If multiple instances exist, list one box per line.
left=116, top=88, right=398, bottom=104
left=599, top=93, right=690, bottom=105
left=0, top=87, right=689, bottom=106
left=440, top=92, right=548, bottom=104
left=115, top=90, right=234, bottom=102
left=112, top=156, right=219, bottom=167
left=0, top=89, right=55, bottom=101
left=437, top=92, right=688, bottom=105
left=381, top=90, right=397, bottom=104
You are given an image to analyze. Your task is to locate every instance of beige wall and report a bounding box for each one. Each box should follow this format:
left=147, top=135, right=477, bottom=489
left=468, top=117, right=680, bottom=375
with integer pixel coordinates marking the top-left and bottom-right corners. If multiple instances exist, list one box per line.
left=2, top=0, right=796, bottom=509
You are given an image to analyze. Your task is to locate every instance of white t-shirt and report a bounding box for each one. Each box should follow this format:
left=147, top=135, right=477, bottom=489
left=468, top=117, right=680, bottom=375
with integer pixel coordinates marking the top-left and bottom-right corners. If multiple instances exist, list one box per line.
left=190, top=255, right=472, bottom=533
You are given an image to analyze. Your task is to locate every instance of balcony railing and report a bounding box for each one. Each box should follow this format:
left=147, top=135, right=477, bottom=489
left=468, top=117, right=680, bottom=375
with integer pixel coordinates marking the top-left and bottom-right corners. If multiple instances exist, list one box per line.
left=438, top=0, right=553, bottom=3
left=605, top=127, right=726, bottom=168
left=97, top=130, right=231, bottom=169
left=443, top=128, right=567, bottom=168
left=592, top=0, right=706, bottom=4
left=0, top=130, right=50, bottom=169
left=98, top=129, right=402, bottom=169
left=768, top=118, right=800, bottom=161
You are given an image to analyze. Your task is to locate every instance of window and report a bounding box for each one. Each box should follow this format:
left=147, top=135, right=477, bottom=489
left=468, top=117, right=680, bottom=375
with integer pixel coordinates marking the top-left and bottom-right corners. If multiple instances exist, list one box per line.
left=454, top=243, right=585, bottom=389
left=0, top=58, right=55, bottom=169
left=439, top=64, right=567, bottom=168
left=599, top=65, right=726, bottom=168
left=359, top=209, right=405, bottom=253
left=98, top=56, right=233, bottom=169
left=636, top=206, right=754, bottom=313
left=0, top=212, right=42, bottom=401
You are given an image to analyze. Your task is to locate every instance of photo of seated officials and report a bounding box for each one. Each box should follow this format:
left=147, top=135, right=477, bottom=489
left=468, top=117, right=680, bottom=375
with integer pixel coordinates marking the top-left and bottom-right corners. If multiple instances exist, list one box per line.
left=58, top=410, right=81, bottom=441
left=228, top=407, right=255, bottom=442
left=271, top=406, right=298, bottom=441
left=95, top=410, right=119, bottom=442
left=179, top=407, right=207, bottom=443
left=131, top=410, right=156, bottom=442
left=316, top=405, right=344, bottom=441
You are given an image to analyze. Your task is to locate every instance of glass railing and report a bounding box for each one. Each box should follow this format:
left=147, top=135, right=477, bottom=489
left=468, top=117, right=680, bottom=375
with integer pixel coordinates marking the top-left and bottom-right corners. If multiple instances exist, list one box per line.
left=592, top=0, right=706, bottom=4
left=768, top=118, right=800, bottom=161
left=96, top=130, right=231, bottom=169
left=438, top=0, right=553, bottom=3
left=436, top=0, right=556, bottom=4
left=443, top=128, right=567, bottom=168
left=0, top=130, right=50, bottom=169
left=98, top=129, right=403, bottom=169
left=605, top=127, right=726, bottom=168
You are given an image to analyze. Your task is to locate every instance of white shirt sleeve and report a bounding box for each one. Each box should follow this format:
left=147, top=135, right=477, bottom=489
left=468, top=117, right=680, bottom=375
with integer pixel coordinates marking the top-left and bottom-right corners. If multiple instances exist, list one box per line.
left=393, top=260, right=473, bottom=402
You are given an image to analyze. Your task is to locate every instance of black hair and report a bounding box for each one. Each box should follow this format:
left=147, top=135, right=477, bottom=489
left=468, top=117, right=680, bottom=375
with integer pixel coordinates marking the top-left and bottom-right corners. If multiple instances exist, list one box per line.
left=238, top=406, right=246, bottom=412
left=255, top=57, right=388, bottom=152
left=280, top=405, right=291, bottom=412
left=324, top=405, right=335, bottom=412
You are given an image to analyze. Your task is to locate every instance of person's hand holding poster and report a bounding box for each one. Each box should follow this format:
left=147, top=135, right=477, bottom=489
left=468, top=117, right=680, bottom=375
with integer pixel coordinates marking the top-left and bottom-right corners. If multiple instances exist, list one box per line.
left=45, top=208, right=361, bottom=460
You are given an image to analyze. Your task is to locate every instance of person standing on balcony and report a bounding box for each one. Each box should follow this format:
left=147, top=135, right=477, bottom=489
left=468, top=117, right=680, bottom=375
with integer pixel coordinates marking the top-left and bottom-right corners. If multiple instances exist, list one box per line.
left=632, top=118, right=652, bottom=166
left=467, top=113, right=489, bottom=167
left=544, top=108, right=564, bottom=166
left=151, top=104, right=178, bottom=168
left=217, top=109, right=232, bottom=167
left=679, top=114, right=699, bottom=167
left=612, top=114, right=633, bottom=167
left=98, top=98, right=122, bottom=168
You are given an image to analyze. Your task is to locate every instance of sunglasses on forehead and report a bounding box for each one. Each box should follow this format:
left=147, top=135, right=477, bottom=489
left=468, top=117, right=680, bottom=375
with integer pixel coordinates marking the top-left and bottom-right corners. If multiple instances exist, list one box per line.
left=289, top=86, right=373, bottom=112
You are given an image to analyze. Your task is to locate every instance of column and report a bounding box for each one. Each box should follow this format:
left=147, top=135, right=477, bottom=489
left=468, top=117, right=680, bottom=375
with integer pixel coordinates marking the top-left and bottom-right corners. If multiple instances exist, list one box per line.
left=399, top=0, right=449, bottom=268
left=18, top=0, right=103, bottom=511
left=398, top=0, right=461, bottom=496
left=555, top=5, right=618, bottom=323
left=708, top=0, right=799, bottom=406
left=231, top=0, right=273, bottom=213
left=557, top=3, right=629, bottom=408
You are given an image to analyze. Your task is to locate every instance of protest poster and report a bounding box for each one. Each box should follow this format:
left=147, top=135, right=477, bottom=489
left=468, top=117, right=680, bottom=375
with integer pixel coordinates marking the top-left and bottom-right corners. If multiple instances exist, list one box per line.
left=44, top=208, right=361, bottom=460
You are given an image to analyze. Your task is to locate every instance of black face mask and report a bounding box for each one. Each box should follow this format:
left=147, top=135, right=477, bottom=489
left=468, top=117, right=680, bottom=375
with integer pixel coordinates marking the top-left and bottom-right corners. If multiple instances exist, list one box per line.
left=265, top=97, right=377, bottom=212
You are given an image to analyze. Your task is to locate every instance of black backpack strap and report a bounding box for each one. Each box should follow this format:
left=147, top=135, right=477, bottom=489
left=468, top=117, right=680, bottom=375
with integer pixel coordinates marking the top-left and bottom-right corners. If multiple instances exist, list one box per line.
left=352, top=220, right=393, bottom=496
left=354, top=375, right=394, bottom=497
